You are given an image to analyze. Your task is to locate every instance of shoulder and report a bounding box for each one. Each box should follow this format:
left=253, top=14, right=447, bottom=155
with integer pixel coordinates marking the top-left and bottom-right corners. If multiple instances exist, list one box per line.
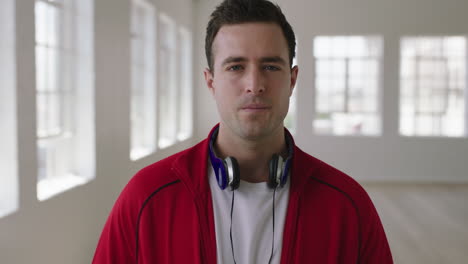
left=127, top=153, right=181, bottom=196
left=122, top=139, right=209, bottom=203
left=295, top=147, right=385, bottom=239
left=295, top=147, right=373, bottom=210
left=295, top=148, right=393, bottom=262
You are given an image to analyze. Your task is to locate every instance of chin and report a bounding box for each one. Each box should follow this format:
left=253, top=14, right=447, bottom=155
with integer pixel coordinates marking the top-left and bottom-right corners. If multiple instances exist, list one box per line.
left=238, top=122, right=275, bottom=140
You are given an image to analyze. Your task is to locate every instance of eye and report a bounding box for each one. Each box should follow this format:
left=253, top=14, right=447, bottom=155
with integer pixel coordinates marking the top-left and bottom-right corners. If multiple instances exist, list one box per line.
left=227, top=65, right=243, bottom=71
left=264, top=65, right=280, bottom=71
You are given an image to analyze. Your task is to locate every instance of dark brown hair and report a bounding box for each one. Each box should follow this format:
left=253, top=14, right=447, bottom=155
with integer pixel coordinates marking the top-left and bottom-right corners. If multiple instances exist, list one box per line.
left=205, top=0, right=296, bottom=72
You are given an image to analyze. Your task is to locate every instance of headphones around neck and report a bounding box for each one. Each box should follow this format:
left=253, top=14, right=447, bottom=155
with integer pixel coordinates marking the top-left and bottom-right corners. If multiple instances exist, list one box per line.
left=208, top=126, right=294, bottom=191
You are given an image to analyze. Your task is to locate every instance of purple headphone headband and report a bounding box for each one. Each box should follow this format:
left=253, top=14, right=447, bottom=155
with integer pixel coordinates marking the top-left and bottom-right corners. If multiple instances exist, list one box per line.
left=208, top=125, right=294, bottom=189
left=208, top=127, right=229, bottom=189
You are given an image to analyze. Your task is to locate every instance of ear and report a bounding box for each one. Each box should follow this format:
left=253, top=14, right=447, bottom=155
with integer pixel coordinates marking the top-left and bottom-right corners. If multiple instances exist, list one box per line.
left=289, top=65, right=299, bottom=97
left=204, top=68, right=215, bottom=96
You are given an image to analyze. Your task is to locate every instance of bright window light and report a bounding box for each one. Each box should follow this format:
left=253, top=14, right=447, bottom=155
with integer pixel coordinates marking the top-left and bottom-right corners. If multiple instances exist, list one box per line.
left=130, top=0, right=156, bottom=160
left=35, top=0, right=95, bottom=201
left=400, top=36, right=467, bottom=137
left=313, top=36, right=383, bottom=136
left=284, top=48, right=298, bottom=134
left=158, top=14, right=177, bottom=149
left=0, top=0, right=18, bottom=218
left=177, top=27, right=193, bottom=141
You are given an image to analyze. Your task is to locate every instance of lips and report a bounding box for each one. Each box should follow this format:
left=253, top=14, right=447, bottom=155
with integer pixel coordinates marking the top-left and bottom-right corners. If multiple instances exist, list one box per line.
left=240, top=104, right=271, bottom=111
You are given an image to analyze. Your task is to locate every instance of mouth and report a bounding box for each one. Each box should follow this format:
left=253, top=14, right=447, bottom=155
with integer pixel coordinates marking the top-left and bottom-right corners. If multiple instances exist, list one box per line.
left=240, top=104, right=271, bottom=112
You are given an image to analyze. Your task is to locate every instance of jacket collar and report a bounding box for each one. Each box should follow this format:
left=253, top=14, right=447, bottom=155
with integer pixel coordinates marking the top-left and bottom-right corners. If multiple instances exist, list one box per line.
left=171, top=124, right=318, bottom=199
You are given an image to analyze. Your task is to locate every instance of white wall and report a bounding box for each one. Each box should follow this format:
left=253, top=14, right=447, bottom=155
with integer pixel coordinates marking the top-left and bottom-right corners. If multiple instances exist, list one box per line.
left=0, top=0, right=194, bottom=263
left=0, top=0, right=18, bottom=219
left=194, top=0, right=468, bottom=183
left=1, top=0, right=468, bottom=263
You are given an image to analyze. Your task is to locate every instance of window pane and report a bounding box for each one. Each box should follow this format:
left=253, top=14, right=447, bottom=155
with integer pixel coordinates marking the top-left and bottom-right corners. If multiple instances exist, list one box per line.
left=35, top=0, right=96, bottom=201
left=177, top=27, right=193, bottom=141
left=47, top=3, right=60, bottom=47
left=400, top=36, right=466, bottom=137
left=284, top=51, right=298, bottom=134
left=35, top=46, right=47, bottom=91
left=158, top=14, right=177, bottom=148
left=313, top=36, right=382, bottom=136
left=0, top=0, right=18, bottom=218
left=130, top=0, right=156, bottom=160
left=35, top=1, right=48, bottom=44
left=47, top=47, right=59, bottom=92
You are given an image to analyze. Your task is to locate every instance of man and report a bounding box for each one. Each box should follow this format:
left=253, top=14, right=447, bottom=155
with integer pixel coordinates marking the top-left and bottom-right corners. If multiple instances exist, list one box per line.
left=93, top=0, right=393, bottom=263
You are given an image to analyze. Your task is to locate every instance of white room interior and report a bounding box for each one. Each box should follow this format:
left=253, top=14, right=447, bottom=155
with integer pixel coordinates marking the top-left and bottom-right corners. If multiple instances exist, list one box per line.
left=1, top=0, right=467, bottom=263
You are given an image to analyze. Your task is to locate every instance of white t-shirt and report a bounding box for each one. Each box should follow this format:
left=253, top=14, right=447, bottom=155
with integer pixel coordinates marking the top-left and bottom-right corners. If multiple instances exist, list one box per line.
left=208, top=163, right=290, bottom=264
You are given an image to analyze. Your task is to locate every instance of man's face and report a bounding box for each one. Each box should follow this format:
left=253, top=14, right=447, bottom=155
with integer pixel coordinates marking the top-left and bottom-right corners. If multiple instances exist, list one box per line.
left=204, top=22, right=298, bottom=140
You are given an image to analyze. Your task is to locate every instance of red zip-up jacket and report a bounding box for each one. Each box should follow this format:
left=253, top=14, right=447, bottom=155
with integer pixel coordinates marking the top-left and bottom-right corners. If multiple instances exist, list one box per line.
left=93, top=127, right=393, bottom=264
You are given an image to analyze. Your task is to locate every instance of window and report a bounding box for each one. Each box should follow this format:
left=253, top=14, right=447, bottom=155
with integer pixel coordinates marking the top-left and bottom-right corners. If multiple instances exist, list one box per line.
left=130, top=0, right=156, bottom=160
left=158, top=14, right=193, bottom=148
left=284, top=49, right=298, bottom=134
left=158, top=14, right=177, bottom=148
left=313, top=36, right=383, bottom=136
left=35, top=0, right=95, bottom=201
left=0, top=0, right=18, bottom=218
left=177, top=27, right=193, bottom=141
left=400, top=36, right=467, bottom=137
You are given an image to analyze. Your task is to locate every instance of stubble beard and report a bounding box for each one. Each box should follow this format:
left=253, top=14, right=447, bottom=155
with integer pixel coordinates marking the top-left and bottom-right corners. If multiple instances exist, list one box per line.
left=233, top=111, right=285, bottom=142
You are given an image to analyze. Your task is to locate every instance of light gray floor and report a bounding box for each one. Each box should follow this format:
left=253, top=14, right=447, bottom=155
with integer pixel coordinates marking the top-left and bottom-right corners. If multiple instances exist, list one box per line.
left=363, top=183, right=468, bottom=264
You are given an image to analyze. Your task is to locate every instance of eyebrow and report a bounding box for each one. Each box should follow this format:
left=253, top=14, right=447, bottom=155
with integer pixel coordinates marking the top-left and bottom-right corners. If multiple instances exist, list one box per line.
left=221, top=56, right=247, bottom=67
left=259, top=56, right=287, bottom=65
left=221, top=56, right=287, bottom=67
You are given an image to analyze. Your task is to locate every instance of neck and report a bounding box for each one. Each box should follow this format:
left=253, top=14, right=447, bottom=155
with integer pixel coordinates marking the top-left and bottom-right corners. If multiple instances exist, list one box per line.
left=214, top=123, right=287, bottom=183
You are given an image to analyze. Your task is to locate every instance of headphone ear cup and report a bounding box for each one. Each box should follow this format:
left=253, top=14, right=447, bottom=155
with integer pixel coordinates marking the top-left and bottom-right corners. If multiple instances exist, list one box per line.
left=225, top=157, right=240, bottom=190
left=268, top=154, right=279, bottom=189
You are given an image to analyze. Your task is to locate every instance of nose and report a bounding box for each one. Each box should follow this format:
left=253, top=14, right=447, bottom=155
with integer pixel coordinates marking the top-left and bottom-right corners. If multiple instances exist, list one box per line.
left=244, top=68, right=265, bottom=95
